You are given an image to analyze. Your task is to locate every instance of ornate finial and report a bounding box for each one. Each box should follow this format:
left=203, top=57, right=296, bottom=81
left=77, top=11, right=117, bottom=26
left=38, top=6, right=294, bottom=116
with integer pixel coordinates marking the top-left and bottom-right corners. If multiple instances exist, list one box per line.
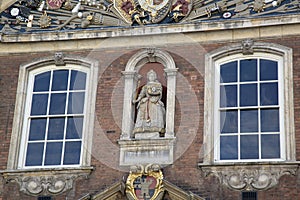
left=242, top=39, right=254, bottom=55
left=54, top=52, right=66, bottom=66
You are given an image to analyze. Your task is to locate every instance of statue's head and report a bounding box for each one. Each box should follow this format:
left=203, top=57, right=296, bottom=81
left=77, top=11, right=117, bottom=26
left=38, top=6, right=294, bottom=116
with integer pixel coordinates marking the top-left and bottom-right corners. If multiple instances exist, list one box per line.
left=147, top=70, right=157, bottom=82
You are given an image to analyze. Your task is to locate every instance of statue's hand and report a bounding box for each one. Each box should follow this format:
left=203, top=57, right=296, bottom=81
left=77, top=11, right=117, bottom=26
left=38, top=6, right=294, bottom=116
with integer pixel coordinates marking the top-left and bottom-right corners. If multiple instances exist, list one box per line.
left=132, top=99, right=139, bottom=104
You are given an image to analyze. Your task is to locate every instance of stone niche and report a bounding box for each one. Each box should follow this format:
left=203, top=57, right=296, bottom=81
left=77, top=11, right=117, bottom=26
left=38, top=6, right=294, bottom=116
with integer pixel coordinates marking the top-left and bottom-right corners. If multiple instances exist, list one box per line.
left=119, top=48, right=177, bottom=166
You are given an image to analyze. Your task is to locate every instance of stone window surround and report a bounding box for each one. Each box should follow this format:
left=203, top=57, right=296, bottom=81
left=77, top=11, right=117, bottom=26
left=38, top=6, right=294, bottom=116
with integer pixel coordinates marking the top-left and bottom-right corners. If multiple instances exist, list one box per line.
left=1, top=53, right=98, bottom=196
left=200, top=40, right=299, bottom=191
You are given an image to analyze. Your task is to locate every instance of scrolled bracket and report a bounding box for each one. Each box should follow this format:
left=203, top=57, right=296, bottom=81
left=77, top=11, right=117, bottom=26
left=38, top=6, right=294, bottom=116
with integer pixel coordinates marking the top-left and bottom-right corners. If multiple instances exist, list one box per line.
left=199, top=163, right=299, bottom=191
left=1, top=167, right=93, bottom=196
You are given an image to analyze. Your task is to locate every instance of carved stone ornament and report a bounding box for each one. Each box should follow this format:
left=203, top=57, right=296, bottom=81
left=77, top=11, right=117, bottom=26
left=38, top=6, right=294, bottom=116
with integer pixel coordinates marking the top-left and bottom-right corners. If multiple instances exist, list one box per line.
left=1, top=0, right=300, bottom=33
left=54, top=52, right=66, bottom=66
left=1, top=167, right=93, bottom=196
left=242, top=39, right=254, bottom=55
left=126, top=164, right=164, bottom=200
left=199, top=163, right=299, bottom=191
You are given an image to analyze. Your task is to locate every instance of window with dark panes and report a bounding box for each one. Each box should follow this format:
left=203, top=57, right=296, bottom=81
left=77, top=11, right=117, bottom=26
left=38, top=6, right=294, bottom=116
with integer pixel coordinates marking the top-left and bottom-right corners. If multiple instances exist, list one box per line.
left=217, top=58, right=282, bottom=161
left=24, top=69, right=86, bottom=167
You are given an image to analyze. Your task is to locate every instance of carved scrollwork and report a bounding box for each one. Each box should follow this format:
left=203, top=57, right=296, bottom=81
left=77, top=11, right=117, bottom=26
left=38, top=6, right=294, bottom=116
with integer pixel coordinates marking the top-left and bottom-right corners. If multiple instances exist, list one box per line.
left=200, top=164, right=299, bottom=191
left=1, top=167, right=93, bottom=196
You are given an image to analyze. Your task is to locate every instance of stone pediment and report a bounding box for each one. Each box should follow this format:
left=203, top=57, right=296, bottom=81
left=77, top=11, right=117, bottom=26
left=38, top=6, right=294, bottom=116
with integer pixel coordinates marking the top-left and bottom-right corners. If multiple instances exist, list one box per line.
left=0, top=0, right=300, bottom=37
left=79, top=180, right=204, bottom=200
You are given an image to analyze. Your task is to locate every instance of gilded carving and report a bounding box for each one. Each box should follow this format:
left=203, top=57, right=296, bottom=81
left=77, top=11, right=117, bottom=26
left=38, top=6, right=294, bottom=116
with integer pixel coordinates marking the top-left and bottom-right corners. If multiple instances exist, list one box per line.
left=1, top=0, right=300, bottom=32
left=126, top=164, right=164, bottom=200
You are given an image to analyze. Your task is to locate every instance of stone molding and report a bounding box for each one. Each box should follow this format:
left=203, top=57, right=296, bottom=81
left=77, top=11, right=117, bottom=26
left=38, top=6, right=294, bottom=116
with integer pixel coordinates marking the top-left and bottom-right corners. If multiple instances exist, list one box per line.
left=199, top=163, right=299, bottom=191
left=1, top=167, right=93, bottom=196
left=2, top=15, right=300, bottom=43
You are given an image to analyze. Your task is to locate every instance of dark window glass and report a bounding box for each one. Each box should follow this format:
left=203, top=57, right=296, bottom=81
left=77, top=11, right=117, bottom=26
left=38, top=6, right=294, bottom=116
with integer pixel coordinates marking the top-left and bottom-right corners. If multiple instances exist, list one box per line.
left=240, top=84, right=257, bottom=106
left=51, top=70, right=69, bottom=91
left=240, top=59, right=257, bottom=82
left=33, top=71, right=51, bottom=92
left=37, top=196, right=53, bottom=200
left=220, top=136, right=238, bottom=160
left=261, top=134, right=280, bottom=158
left=66, top=117, right=83, bottom=139
left=31, top=94, right=48, bottom=115
left=63, top=141, right=82, bottom=164
left=220, top=110, right=238, bottom=133
left=260, top=59, right=278, bottom=81
left=220, top=85, right=237, bottom=108
left=240, top=109, right=258, bottom=133
left=29, top=118, right=47, bottom=141
left=48, top=117, right=65, bottom=140
left=70, top=70, right=86, bottom=90
left=241, top=135, right=259, bottom=159
left=261, top=108, right=279, bottom=132
left=49, top=93, right=67, bottom=115
left=44, top=142, right=63, bottom=165
left=260, top=83, right=278, bottom=106
left=25, top=143, right=44, bottom=166
left=68, top=92, right=85, bottom=114
left=242, top=191, right=257, bottom=200
left=220, top=61, right=237, bottom=83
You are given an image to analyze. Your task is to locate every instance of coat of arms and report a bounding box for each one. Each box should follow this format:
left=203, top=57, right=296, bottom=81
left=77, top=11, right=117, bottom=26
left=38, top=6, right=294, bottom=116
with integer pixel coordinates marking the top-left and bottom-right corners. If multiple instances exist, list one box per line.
left=126, top=164, right=164, bottom=200
left=46, top=0, right=65, bottom=9
left=114, top=0, right=192, bottom=25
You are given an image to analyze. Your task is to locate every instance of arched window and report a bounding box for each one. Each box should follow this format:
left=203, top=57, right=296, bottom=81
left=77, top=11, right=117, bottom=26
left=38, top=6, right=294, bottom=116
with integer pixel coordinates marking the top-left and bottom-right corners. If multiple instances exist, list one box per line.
left=203, top=42, right=295, bottom=164
left=200, top=41, right=297, bottom=191
left=20, top=67, right=87, bottom=167
left=215, top=56, right=283, bottom=161
left=7, top=54, right=98, bottom=170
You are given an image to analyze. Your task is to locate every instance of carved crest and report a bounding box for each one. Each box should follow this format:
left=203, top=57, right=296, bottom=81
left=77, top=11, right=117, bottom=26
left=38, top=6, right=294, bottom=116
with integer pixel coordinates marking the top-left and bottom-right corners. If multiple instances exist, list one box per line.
left=114, top=0, right=192, bottom=25
left=126, top=164, right=164, bottom=200
left=46, top=0, right=65, bottom=10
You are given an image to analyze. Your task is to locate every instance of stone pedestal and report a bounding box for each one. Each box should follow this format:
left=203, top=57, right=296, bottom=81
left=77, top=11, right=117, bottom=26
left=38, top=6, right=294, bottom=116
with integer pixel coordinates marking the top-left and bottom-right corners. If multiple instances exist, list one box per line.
left=118, top=137, right=175, bottom=166
left=134, top=132, right=160, bottom=139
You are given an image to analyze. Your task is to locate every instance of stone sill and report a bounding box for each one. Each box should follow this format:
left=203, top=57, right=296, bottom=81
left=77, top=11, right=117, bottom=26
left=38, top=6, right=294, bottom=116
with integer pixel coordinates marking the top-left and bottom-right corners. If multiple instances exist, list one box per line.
left=1, top=14, right=300, bottom=43
left=0, top=166, right=94, bottom=196
left=198, top=162, right=300, bottom=191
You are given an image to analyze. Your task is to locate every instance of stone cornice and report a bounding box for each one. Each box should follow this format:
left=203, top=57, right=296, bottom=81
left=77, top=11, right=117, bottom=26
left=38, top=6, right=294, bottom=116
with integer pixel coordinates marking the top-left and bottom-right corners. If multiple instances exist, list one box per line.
left=1, top=14, right=300, bottom=43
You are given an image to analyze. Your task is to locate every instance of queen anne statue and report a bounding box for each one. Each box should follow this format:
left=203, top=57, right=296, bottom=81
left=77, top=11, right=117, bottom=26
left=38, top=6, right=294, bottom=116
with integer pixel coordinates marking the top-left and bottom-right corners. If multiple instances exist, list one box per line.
left=132, top=70, right=166, bottom=138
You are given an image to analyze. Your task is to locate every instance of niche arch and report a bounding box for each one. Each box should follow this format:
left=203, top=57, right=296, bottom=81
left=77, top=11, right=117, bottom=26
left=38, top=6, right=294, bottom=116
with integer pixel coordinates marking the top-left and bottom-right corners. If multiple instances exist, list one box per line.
left=120, top=48, right=177, bottom=140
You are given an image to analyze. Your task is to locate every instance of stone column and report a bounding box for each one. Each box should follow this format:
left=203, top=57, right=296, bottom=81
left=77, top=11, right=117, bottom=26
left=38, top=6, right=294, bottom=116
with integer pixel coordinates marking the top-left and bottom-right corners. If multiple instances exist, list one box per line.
left=121, top=71, right=141, bottom=139
left=164, top=68, right=178, bottom=138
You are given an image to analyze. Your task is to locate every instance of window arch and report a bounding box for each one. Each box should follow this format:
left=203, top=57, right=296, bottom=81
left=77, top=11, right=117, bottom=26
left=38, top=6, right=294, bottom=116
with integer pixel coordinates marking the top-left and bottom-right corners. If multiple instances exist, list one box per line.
left=203, top=42, right=295, bottom=164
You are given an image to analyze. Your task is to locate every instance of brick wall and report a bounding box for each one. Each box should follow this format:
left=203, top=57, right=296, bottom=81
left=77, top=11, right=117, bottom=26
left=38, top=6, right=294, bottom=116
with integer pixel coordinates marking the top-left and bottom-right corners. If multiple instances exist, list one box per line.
left=0, top=37, right=300, bottom=199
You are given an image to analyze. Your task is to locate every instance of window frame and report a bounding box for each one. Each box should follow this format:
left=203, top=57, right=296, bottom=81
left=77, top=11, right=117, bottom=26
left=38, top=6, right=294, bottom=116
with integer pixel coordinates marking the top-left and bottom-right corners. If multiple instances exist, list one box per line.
left=19, top=65, right=89, bottom=168
left=203, top=42, right=295, bottom=165
left=214, top=54, right=285, bottom=162
left=7, top=55, right=98, bottom=170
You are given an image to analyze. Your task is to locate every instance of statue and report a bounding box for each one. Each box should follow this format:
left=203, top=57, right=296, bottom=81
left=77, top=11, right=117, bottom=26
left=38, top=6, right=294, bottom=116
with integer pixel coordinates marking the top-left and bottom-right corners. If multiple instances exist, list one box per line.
left=132, top=70, right=165, bottom=138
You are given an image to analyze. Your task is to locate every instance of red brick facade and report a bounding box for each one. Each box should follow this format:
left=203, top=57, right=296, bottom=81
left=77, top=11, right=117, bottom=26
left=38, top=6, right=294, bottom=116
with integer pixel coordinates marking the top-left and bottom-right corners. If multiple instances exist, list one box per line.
left=1, top=36, right=300, bottom=199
